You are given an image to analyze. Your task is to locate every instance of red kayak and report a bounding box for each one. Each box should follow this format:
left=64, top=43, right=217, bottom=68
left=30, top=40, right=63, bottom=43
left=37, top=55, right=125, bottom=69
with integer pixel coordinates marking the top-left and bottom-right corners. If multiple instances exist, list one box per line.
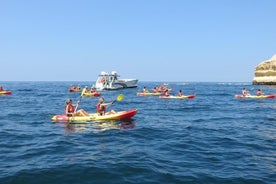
left=69, top=88, right=81, bottom=92
left=235, top=94, right=275, bottom=99
left=0, top=91, right=12, bottom=95
left=159, top=94, right=196, bottom=99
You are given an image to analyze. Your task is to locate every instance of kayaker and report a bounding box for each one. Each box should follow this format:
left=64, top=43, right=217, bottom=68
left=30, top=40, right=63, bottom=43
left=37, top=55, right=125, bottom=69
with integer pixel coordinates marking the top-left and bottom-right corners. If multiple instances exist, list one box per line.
left=153, top=87, right=158, bottom=93
left=161, top=89, right=170, bottom=97
left=0, top=86, right=3, bottom=91
left=158, top=84, right=166, bottom=91
left=178, top=90, right=183, bottom=96
left=242, top=88, right=250, bottom=96
left=143, top=86, right=149, bottom=93
left=65, top=99, right=89, bottom=117
left=83, top=86, right=89, bottom=93
left=256, top=89, right=264, bottom=96
left=96, top=97, right=116, bottom=116
left=90, top=87, right=96, bottom=93
left=69, top=85, right=76, bottom=92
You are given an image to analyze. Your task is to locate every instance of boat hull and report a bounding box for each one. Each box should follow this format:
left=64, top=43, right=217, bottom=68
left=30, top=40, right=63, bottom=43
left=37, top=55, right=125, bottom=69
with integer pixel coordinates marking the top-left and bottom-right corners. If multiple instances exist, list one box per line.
left=52, top=109, right=137, bottom=122
left=96, top=79, right=138, bottom=90
left=159, top=94, right=196, bottom=99
left=235, top=94, right=275, bottom=99
left=95, top=71, right=138, bottom=90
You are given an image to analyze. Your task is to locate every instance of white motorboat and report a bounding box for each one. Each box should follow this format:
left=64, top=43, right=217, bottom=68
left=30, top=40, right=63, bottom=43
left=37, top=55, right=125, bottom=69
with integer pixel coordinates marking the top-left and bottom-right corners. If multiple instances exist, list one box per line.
left=95, top=71, right=138, bottom=90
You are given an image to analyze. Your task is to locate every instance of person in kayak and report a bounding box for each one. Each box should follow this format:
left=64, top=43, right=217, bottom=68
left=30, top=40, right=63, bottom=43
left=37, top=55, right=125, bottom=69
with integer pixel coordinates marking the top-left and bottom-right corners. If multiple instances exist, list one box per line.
left=161, top=89, right=170, bottom=97
left=69, top=84, right=75, bottom=91
left=256, top=89, right=264, bottom=96
left=0, top=86, right=3, bottom=91
left=83, top=86, right=89, bottom=93
left=178, top=90, right=183, bottom=96
left=153, top=87, right=158, bottom=93
left=90, top=86, right=96, bottom=93
left=65, top=99, right=89, bottom=117
left=97, top=97, right=116, bottom=116
left=242, top=88, right=250, bottom=96
left=143, top=86, right=149, bottom=93
left=158, top=84, right=167, bottom=91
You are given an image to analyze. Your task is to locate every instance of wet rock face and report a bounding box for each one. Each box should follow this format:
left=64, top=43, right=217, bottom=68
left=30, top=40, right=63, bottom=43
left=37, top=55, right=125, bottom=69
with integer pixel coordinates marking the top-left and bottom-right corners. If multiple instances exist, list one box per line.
left=253, top=55, right=276, bottom=85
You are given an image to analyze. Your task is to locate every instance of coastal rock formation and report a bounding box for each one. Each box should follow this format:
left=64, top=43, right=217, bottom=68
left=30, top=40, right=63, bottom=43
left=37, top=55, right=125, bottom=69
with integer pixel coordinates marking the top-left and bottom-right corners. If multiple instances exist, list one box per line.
left=253, top=55, right=276, bottom=85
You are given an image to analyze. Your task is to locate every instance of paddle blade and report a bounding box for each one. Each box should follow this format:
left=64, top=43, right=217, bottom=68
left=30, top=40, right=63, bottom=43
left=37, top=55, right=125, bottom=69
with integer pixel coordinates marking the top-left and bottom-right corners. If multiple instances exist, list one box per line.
left=81, top=88, right=86, bottom=96
left=117, top=94, right=124, bottom=101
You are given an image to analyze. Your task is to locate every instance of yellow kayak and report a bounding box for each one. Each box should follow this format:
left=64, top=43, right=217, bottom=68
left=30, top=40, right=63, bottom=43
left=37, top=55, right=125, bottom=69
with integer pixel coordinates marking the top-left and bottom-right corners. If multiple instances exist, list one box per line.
left=137, top=92, right=161, bottom=96
left=52, top=109, right=137, bottom=122
left=82, top=91, right=101, bottom=97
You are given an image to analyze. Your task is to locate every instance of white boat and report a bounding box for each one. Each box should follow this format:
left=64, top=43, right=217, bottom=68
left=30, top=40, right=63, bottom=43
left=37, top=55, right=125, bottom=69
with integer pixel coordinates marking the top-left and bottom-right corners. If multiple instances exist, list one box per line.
left=95, top=71, right=138, bottom=90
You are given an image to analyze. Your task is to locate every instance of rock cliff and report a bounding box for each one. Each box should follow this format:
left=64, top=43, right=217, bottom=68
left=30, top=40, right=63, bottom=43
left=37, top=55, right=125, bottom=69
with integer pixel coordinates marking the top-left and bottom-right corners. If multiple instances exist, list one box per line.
left=253, top=55, right=276, bottom=85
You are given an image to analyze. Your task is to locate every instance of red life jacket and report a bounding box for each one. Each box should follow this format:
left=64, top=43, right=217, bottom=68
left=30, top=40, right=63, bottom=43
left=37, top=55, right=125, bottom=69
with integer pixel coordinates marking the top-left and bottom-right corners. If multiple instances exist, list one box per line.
left=96, top=103, right=106, bottom=115
left=65, top=104, right=75, bottom=114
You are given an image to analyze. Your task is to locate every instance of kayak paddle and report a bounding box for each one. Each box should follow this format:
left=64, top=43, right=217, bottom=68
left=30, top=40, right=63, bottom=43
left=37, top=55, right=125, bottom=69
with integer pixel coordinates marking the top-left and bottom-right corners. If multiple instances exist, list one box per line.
left=75, top=88, right=86, bottom=112
left=112, top=94, right=124, bottom=104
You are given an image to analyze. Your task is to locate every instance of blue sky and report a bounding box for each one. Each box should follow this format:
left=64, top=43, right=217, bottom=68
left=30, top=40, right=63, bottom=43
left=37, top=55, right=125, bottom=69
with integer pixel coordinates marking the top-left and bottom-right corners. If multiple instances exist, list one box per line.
left=0, top=0, right=275, bottom=82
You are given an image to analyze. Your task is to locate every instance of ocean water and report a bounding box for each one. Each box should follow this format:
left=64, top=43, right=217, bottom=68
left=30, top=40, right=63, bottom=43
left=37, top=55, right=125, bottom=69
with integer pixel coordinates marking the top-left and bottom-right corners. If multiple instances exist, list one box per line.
left=0, top=81, right=275, bottom=184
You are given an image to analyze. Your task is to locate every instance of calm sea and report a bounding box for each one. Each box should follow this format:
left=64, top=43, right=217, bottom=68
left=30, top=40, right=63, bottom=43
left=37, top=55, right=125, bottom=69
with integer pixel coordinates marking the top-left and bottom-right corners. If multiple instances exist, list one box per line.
left=0, top=81, right=275, bottom=184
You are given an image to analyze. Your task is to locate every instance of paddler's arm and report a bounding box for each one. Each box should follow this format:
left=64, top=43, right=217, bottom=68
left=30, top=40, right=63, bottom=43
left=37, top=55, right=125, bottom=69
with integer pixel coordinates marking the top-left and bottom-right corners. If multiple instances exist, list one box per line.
left=102, top=102, right=113, bottom=107
left=72, top=101, right=80, bottom=107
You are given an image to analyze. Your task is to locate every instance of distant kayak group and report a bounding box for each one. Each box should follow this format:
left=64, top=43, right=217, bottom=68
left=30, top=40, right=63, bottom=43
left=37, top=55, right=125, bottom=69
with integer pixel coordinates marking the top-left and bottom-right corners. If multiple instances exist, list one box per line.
left=69, top=85, right=100, bottom=97
left=137, top=85, right=196, bottom=99
left=137, top=86, right=276, bottom=99
left=69, top=85, right=81, bottom=92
